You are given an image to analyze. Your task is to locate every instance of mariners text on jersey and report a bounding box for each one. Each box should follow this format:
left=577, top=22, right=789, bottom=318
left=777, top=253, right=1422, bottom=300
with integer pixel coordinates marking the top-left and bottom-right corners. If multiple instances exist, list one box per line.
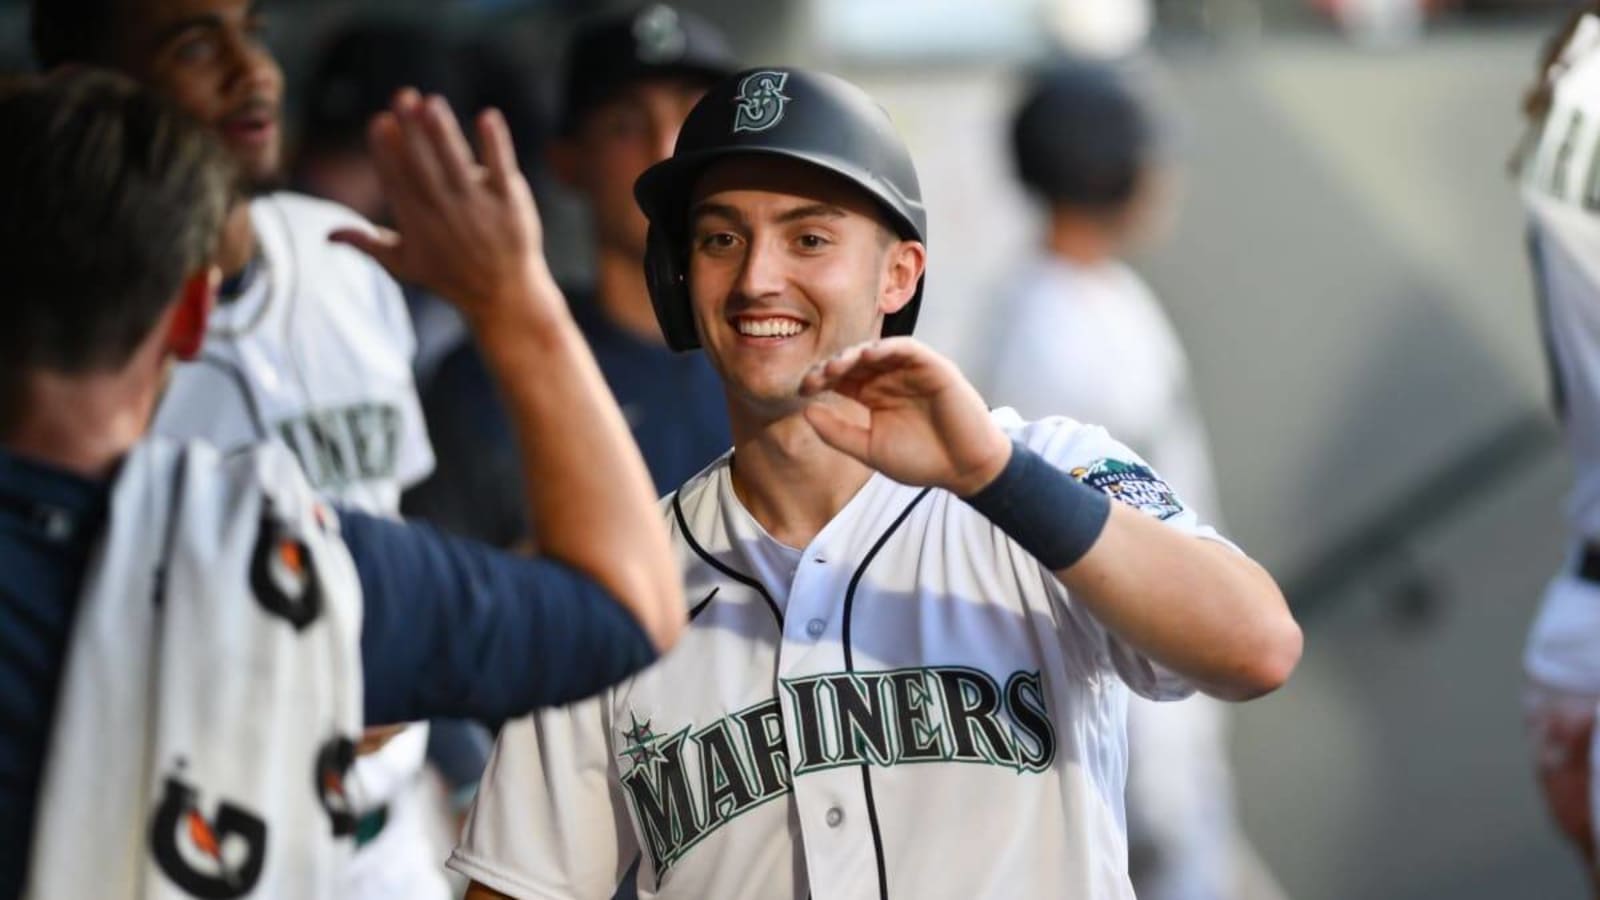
left=620, top=664, right=1056, bottom=876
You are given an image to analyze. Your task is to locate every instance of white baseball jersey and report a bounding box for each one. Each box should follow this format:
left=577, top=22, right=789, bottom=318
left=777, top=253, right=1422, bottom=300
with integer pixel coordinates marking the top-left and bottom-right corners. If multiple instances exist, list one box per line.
left=151, top=192, right=434, bottom=516
left=1520, top=16, right=1600, bottom=693
left=451, top=410, right=1237, bottom=900
left=982, top=254, right=1251, bottom=900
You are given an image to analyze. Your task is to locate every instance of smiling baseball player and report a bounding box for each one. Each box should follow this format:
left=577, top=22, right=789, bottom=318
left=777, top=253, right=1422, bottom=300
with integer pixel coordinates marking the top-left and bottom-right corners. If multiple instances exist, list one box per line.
left=451, top=67, right=1302, bottom=900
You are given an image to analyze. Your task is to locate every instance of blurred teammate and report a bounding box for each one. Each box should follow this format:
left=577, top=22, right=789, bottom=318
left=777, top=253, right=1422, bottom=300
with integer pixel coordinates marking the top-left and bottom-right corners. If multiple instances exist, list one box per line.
left=294, top=19, right=477, bottom=383
left=29, top=1, right=442, bottom=894
left=1515, top=6, right=1600, bottom=893
left=408, top=3, right=737, bottom=545
left=450, top=66, right=1300, bottom=900
left=2, top=71, right=681, bottom=898
left=982, top=60, right=1281, bottom=900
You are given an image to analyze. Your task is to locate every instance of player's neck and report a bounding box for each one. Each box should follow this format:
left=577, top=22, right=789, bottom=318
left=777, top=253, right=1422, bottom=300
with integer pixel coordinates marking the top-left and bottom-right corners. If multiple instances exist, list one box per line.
left=594, top=244, right=667, bottom=345
left=1045, top=209, right=1120, bottom=268
left=728, top=412, right=875, bottom=549
left=215, top=201, right=258, bottom=284
left=1, top=345, right=167, bottom=481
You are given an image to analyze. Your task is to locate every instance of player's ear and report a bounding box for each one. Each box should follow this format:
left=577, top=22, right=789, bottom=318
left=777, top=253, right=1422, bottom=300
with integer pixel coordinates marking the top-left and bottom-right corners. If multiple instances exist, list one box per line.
left=877, top=237, right=926, bottom=317
left=165, top=266, right=219, bottom=361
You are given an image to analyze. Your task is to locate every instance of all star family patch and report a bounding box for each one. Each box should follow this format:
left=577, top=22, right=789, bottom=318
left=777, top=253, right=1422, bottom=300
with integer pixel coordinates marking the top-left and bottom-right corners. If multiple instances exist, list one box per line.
left=1069, top=459, right=1184, bottom=520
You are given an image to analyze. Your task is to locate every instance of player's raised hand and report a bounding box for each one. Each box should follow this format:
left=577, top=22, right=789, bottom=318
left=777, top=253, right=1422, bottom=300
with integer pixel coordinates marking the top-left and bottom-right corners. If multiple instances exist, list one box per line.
left=330, top=89, right=556, bottom=324
left=799, top=337, right=1013, bottom=496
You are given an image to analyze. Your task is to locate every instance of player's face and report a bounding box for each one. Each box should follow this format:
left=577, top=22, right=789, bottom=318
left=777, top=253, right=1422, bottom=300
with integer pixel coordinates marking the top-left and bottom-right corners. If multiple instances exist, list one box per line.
left=686, top=157, right=922, bottom=416
left=563, top=77, right=707, bottom=258
left=115, top=0, right=284, bottom=191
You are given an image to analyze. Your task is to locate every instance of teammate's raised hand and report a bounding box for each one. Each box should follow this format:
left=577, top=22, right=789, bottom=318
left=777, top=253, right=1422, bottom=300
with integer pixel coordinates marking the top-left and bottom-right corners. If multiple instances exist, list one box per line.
left=799, top=337, right=1013, bottom=497
left=330, top=89, right=556, bottom=323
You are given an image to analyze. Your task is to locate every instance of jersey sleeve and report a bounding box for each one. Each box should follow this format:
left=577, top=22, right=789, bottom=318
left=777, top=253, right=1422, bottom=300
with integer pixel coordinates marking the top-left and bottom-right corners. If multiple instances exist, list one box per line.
left=1001, top=410, right=1237, bottom=700
left=339, top=509, right=657, bottom=724
left=449, top=699, right=639, bottom=899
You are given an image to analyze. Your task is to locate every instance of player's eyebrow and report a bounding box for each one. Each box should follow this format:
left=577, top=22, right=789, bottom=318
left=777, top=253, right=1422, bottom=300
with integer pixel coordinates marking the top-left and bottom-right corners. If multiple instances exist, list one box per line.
left=689, top=201, right=744, bottom=228
left=772, top=203, right=846, bottom=224
left=146, top=14, right=225, bottom=52
left=689, top=201, right=847, bottom=227
left=146, top=2, right=265, bottom=53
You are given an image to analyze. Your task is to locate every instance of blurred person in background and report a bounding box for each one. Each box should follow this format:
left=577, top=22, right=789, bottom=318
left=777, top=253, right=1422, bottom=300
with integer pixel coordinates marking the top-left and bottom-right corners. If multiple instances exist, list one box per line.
left=980, top=60, right=1284, bottom=900
left=405, top=3, right=737, bottom=547
left=29, top=1, right=443, bottom=896
left=293, top=19, right=478, bottom=385
left=1514, top=5, right=1600, bottom=894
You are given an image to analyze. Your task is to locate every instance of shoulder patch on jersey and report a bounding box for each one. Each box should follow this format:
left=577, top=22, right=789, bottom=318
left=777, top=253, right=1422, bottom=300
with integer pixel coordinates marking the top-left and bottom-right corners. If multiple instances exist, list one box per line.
left=1069, top=458, right=1183, bottom=520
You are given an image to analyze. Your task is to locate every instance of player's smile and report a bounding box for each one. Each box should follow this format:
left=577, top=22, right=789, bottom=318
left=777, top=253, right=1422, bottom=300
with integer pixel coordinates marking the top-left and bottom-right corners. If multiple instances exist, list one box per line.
left=729, top=313, right=810, bottom=343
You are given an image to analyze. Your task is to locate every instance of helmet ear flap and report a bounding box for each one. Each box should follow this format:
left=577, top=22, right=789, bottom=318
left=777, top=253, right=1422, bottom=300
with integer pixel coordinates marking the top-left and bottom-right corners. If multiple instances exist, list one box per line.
left=644, top=224, right=701, bottom=352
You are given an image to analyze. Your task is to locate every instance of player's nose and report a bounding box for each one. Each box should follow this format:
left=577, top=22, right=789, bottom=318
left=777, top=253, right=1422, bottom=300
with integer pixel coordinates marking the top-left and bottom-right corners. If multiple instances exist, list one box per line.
left=733, top=237, right=788, bottom=301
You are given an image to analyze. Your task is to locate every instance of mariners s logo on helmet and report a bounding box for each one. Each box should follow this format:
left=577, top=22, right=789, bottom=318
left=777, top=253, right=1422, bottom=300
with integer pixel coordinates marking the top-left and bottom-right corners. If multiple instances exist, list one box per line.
left=732, top=70, right=790, bottom=134
left=148, top=771, right=267, bottom=898
left=633, top=4, right=687, bottom=63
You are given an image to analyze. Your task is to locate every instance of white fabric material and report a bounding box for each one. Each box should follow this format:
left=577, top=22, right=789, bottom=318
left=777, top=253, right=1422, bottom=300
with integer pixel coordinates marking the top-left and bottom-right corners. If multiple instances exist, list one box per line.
left=148, top=191, right=442, bottom=896
left=451, top=411, right=1239, bottom=900
left=1521, top=22, right=1600, bottom=693
left=151, top=192, right=434, bottom=514
left=980, top=253, right=1252, bottom=900
left=27, top=438, right=362, bottom=899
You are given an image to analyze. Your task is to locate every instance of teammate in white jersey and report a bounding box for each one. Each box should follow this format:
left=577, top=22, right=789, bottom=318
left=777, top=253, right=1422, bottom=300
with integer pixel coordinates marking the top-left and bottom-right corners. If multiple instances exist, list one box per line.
left=1516, top=6, right=1600, bottom=890
left=984, top=62, right=1279, bottom=900
left=29, top=1, right=436, bottom=894
left=451, top=67, right=1302, bottom=900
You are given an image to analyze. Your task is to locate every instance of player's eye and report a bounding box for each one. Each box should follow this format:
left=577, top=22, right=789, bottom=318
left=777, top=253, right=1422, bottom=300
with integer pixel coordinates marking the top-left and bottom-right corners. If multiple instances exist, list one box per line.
left=172, top=33, right=220, bottom=65
left=696, top=232, right=740, bottom=253
left=795, top=233, right=831, bottom=251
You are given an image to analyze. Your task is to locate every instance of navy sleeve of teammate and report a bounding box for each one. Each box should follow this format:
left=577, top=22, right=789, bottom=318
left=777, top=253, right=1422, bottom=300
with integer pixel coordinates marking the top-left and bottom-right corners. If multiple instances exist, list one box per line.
left=339, top=508, right=656, bottom=725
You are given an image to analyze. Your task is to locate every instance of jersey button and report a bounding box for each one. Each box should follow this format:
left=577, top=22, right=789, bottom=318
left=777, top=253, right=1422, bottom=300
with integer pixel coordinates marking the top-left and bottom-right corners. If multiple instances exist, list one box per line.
left=826, top=807, right=844, bottom=828
left=805, top=618, right=826, bottom=638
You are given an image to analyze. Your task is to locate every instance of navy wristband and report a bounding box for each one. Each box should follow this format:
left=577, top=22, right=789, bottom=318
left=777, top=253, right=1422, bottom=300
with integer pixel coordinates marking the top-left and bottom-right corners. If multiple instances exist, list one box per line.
left=963, top=440, right=1111, bottom=570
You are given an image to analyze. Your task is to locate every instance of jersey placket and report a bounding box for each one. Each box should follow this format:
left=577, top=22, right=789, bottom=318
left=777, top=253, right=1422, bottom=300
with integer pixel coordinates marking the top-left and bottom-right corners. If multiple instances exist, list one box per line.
left=776, top=521, right=882, bottom=900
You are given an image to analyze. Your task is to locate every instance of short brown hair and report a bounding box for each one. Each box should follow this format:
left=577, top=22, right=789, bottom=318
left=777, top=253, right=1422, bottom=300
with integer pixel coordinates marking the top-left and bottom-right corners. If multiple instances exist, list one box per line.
left=0, top=70, right=231, bottom=377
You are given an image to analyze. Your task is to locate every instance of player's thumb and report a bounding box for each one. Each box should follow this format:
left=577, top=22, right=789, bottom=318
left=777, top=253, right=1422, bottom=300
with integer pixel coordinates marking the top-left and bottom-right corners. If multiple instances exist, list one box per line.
left=329, top=226, right=403, bottom=273
left=803, top=401, right=871, bottom=462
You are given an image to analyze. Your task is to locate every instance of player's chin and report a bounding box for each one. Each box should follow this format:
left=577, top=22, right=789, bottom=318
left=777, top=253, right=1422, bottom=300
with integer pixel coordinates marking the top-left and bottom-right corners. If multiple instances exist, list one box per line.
left=227, top=148, right=285, bottom=197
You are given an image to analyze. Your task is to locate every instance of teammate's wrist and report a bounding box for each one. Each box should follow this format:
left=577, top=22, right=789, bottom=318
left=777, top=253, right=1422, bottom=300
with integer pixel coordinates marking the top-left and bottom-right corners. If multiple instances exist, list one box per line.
left=462, top=262, right=567, bottom=334
left=962, top=440, right=1111, bottom=570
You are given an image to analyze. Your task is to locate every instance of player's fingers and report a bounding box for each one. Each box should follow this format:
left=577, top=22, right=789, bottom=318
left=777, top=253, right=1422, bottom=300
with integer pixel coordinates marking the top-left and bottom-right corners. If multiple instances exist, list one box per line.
left=803, top=400, right=872, bottom=461
left=477, top=107, right=518, bottom=192
left=329, top=226, right=403, bottom=272
left=419, top=94, right=476, bottom=191
left=801, top=345, right=865, bottom=395
left=365, top=111, right=408, bottom=191
left=392, top=88, right=450, bottom=203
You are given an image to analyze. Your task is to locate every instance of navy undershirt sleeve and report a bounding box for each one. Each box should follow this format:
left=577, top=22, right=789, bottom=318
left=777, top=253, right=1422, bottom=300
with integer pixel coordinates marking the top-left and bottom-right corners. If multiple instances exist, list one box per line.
left=338, top=509, right=658, bottom=726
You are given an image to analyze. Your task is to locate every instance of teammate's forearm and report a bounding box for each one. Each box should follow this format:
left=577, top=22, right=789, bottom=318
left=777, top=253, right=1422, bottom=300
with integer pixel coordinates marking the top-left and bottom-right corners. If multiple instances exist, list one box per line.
left=469, top=276, right=684, bottom=651
left=1054, top=504, right=1301, bottom=701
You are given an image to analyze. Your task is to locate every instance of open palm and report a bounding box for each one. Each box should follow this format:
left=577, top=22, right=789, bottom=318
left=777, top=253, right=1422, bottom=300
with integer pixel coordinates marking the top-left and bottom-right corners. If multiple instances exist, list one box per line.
left=800, top=338, right=1012, bottom=496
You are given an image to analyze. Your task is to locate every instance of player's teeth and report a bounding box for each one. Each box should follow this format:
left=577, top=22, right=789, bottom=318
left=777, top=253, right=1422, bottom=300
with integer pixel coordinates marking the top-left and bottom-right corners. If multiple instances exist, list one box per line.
left=739, top=319, right=803, bottom=337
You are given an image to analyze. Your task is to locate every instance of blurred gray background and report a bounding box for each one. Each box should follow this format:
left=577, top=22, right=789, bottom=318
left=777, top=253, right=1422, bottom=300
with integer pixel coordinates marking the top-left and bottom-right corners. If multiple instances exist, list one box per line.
left=0, top=0, right=1580, bottom=896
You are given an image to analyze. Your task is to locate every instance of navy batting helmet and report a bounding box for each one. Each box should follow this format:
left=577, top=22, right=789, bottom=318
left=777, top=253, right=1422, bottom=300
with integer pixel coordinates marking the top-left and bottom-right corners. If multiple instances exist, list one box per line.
left=634, top=67, right=927, bottom=352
